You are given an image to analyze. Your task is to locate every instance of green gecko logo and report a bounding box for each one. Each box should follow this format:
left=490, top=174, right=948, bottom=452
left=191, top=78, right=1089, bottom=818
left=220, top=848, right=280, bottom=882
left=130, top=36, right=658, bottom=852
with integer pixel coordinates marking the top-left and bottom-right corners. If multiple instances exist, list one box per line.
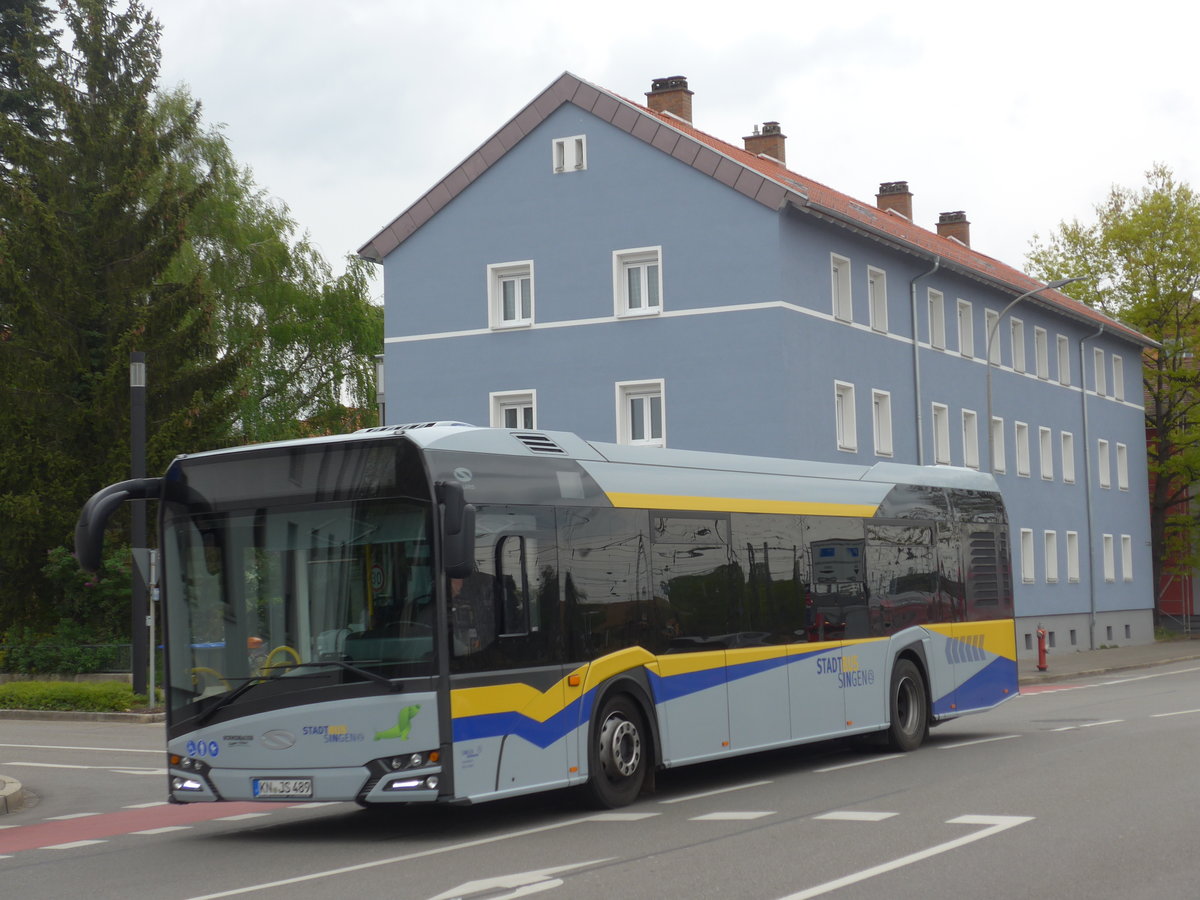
left=374, top=704, right=421, bottom=741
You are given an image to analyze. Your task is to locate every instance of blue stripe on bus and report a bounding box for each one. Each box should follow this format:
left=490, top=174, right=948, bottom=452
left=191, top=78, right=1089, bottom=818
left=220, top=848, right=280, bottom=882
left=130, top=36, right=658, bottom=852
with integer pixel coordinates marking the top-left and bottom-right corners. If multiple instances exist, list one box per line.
left=931, top=655, right=1018, bottom=717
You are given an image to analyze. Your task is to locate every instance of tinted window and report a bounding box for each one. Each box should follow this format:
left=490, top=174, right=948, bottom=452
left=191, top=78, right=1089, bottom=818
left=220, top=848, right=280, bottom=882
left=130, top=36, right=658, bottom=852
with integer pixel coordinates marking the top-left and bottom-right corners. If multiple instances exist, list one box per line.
left=805, top=517, right=866, bottom=641
left=651, top=515, right=744, bottom=650
left=730, top=514, right=811, bottom=644
left=866, top=523, right=936, bottom=636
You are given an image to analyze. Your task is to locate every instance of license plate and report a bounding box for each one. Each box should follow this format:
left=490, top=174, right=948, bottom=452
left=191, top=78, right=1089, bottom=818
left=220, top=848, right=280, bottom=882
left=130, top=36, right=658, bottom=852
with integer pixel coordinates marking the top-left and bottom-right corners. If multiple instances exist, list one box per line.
left=252, top=777, right=313, bottom=799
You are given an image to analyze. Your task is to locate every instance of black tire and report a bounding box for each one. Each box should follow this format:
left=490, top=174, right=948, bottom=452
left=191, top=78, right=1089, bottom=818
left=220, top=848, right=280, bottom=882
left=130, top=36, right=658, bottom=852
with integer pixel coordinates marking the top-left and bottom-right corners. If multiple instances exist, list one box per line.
left=886, top=658, right=928, bottom=752
left=587, top=694, right=647, bottom=808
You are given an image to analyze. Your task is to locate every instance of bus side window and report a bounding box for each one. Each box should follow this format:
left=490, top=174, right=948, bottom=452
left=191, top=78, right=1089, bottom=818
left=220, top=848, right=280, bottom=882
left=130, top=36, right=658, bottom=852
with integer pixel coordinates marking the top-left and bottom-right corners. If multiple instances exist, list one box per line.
left=495, top=534, right=532, bottom=637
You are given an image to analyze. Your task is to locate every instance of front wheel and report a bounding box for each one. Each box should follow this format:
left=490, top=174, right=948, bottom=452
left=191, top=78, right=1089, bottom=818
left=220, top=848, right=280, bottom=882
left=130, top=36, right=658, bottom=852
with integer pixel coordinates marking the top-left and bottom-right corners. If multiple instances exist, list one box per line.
left=886, top=659, right=928, bottom=751
left=587, top=695, right=648, bottom=808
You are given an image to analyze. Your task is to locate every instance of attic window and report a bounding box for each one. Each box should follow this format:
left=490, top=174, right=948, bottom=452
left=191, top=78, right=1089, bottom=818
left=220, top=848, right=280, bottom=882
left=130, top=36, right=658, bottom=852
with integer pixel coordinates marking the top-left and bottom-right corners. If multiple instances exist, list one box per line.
left=552, top=135, right=587, bottom=173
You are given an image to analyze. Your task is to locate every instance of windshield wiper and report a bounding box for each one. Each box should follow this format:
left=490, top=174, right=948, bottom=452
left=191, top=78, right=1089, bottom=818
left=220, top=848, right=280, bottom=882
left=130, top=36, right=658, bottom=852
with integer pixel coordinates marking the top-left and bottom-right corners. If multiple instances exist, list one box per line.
left=281, top=660, right=402, bottom=692
left=194, top=676, right=263, bottom=726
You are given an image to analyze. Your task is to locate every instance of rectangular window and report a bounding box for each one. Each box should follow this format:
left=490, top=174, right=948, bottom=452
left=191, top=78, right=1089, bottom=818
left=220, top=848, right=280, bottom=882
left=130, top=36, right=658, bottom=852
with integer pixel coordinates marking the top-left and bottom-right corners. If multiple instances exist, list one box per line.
left=957, top=299, right=974, bottom=357
left=614, top=247, right=662, bottom=317
left=1094, top=347, right=1107, bottom=396
left=1113, top=354, right=1125, bottom=401
left=835, top=381, right=857, bottom=451
left=985, top=309, right=1001, bottom=365
left=1116, top=442, right=1129, bottom=490
left=1103, top=534, right=1115, bottom=582
left=931, top=403, right=951, bottom=465
left=616, top=380, right=665, bottom=446
left=552, top=134, right=587, bottom=172
left=1057, top=334, right=1071, bottom=385
left=1121, top=534, right=1133, bottom=582
left=490, top=390, right=536, bottom=430
left=1020, top=528, right=1035, bottom=583
left=1035, top=327, right=1049, bottom=380
left=832, top=254, right=852, bottom=322
left=1015, top=422, right=1030, bottom=477
left=1044, top=531, right=1059, bottom=583
left=868, top=267, right=887, bottom=332
left=1011, top=318, right=1026, bottom=373
left=991, top=416, right=1006, bottom=473
left=1061, top=431, right=1076, bottom=484
left=1039, top=426, right=1053, bottom=480
left=488, top=261, right=534, bottom=328
left=872, top=389, right=893, bottom=456
left=1066, top=531, right=1080, bottom=583
left=962, top=409, right=979, bottom=469
left=1098, top=439, right=1111, bottom=488
left=928, top=289, right=945, bottom=350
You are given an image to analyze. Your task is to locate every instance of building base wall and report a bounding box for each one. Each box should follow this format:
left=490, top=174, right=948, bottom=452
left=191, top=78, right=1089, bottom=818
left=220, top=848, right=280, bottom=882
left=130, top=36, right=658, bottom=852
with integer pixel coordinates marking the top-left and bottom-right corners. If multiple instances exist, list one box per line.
left=1014, top=608, right=1156, bottom=663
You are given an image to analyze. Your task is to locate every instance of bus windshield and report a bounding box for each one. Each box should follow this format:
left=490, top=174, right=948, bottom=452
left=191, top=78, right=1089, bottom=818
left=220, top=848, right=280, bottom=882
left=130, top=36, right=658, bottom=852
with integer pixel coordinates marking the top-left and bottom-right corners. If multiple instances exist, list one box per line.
left=162, top=498, right=436, bottom=718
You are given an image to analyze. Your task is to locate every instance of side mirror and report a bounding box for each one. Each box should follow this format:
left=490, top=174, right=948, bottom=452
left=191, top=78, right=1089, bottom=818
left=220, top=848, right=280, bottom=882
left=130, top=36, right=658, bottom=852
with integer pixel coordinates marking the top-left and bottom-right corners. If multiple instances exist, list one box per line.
left=74, top=477, right=163, bottom=572
left=435, top=481, right=476, bottom=578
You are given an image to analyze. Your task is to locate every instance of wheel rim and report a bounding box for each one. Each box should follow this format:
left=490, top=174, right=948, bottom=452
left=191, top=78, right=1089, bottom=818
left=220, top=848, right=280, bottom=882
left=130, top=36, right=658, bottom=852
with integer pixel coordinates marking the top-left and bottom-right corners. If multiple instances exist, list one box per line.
left=599, top=713, right=641, bottom=778
left=896, top=676, right=918, bottom=734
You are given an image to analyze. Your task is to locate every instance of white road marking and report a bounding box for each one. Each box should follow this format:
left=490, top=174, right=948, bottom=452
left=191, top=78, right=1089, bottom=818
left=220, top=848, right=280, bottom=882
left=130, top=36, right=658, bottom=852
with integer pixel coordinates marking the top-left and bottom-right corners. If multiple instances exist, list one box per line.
left=132, top=826, right=193, bottom=835
left=813, top=754, right=902, bottom=773
left=0, top=743, right=160, bottom=755
left=937, top=734, right=1021, bottom=750
left=589, top=812, right=659, bottom=822
left=814, top=811, right=898, bottom=822
left=123, top=801, right=170, bottom=809
left=1052, top=719, right=1124, bottom=732
left=41, top=840, right=108, bottom=850
left=691, top=811, right=773, bottom=821
left=46, top=812, right=101, bottom=820
left=427, top=859, right=611, bottom=900
left=1151, top=708, right=1200, bottom=718
left=658, top=779, right=773, bottom=804
left=777, top=814, right=1034, bottom=899
left=214, top=813, right=272, bottom=821
left=1100, top=664, right=1200, bottom=686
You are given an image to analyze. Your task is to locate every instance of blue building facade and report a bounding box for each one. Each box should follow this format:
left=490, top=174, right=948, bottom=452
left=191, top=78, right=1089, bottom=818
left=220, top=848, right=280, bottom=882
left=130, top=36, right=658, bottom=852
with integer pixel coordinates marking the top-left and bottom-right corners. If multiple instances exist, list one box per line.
left=360, top=73, right=1156, bottom=658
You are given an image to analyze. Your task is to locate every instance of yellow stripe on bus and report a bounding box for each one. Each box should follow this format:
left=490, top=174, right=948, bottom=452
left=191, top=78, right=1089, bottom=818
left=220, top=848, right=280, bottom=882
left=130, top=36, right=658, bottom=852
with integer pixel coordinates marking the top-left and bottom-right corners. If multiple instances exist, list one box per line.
left=605, top=492, right=879, bottom=518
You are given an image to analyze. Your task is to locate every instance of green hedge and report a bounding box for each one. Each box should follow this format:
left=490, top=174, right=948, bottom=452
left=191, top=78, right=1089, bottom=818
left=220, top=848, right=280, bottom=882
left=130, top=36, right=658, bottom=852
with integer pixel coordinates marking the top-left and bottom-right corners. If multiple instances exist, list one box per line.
left=0, top=680, right=151, bottom=712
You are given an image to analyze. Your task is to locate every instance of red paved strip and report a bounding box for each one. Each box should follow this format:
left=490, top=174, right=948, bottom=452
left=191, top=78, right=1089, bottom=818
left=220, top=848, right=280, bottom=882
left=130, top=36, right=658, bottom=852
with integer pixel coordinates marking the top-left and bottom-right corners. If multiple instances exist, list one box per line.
left=0, top=801, right=294, bottom=854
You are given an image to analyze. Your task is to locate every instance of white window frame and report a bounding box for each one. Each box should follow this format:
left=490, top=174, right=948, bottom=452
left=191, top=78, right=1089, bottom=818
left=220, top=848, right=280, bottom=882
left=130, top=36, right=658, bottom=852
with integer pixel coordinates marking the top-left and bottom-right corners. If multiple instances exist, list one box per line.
left=1102, top=533, right=1115, bottom=582
left=1116, top=442, right=1129, bottom=491
left=962, top=408, right=979, bottom=470
left=1015, top=421, right=1030, bottom=477
left=616, top=379, right=665, bottom=447
left=1057, top=334, right=1071, bottom=385
left=1039, top=426, right=1054, bottom=481
left=490, top=390, right=536, bottom=430
left=1121, top=534, right=1133, bottom=583
left=1098, top=438, right=1111, bottom=488
left=1093, top=347, right=1107, bottom=396
left=1011, top=318, right=1026, bottom=373
left=985, top=309, right=1001, bottom=365
left=1020, top=528, right=1035, bottom=583
left=835, top=381, right=857, bottom=452
left=1061, top=431, right=1076, bottom=484
left=1066, top=531, right=1080, bottom=583
left=872, top=389, right=893, bottom=457
left=932, top=402, right=951, bottom=465
left=1044, top=531, right=1059, bottom=583
left=868, top=267, right=887, bottom=332
left=1034, top=327, right=1049, bottom=380
left=928, top=289, right=946, bottom=350
left=1112, top=354, right=1125, bottom=401
left=991, top=416, right=1006, bottom=473
left=957, top=299, right=974, bottom=358
left=488, top=260, right=534, bottom=329
left=832, top=254, right=852, bottom=322
left=552, top=134, right=587, bottom=172
left=613, top=247, right=663, bottom=317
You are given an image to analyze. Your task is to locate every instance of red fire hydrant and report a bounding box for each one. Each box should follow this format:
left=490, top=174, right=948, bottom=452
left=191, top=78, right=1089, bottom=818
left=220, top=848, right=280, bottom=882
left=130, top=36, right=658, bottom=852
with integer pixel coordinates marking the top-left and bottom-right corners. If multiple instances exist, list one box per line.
left=1036, top=626, right=1048, bottom=672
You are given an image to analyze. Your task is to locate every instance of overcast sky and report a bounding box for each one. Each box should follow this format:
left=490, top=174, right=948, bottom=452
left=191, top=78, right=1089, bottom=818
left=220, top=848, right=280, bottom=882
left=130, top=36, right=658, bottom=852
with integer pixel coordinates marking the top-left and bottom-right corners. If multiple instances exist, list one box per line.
left=148, top=0, right=1199, bottom=291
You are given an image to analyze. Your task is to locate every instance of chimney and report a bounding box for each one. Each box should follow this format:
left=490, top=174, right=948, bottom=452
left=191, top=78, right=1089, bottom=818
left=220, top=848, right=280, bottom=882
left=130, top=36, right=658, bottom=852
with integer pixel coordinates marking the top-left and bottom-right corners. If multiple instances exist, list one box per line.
left=646, top=75, right=693, bottom=124
left=876, top=181, right=913, bottom=220
left=936, top=210, right=971, bottom=246
left=743, top=121, right=786, bottom=164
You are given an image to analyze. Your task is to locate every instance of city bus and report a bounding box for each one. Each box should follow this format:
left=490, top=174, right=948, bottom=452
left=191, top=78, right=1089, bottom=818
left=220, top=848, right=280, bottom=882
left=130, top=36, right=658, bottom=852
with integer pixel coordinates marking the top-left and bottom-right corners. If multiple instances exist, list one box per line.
left=75, top=423, right=1018, bottom=809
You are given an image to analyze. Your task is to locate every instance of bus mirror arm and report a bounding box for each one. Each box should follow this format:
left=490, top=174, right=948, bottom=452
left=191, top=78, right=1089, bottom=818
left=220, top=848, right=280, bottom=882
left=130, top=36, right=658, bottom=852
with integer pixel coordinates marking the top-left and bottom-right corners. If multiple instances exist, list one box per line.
left=435, top=481, right=476, bottom=579
left=74, top=477, right=163, bottom=572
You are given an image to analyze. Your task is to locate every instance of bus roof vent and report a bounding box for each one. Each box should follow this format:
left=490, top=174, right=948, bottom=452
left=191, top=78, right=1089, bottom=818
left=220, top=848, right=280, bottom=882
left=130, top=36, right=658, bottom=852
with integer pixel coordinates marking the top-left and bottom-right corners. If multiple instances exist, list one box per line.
left=514, top=432, right=567, bottom=454
left=356, top=421, right=473, bottom=434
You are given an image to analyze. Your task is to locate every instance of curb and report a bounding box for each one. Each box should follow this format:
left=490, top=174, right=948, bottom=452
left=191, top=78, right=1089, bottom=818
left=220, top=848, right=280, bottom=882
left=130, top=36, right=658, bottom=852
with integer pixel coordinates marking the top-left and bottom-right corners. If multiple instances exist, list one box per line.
left=0, top=774, right=24, bottom=816
left=1019, top=653, right=1200, bottom=686
left=0, top=708, right=164, bottom=724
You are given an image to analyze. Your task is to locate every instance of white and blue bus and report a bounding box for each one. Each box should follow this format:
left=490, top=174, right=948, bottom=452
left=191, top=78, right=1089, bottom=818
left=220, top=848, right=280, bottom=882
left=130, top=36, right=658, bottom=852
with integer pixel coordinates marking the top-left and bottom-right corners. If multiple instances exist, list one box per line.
left=76, top=423, right=1018, bottom=808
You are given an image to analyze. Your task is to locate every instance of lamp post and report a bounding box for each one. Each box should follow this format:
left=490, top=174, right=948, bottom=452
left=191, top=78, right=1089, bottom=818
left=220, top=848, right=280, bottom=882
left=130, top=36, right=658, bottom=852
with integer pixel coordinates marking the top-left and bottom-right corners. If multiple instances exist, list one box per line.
left=130, top=352, right=148, bottom=696
left=985, top=277, right=1088, bottom=473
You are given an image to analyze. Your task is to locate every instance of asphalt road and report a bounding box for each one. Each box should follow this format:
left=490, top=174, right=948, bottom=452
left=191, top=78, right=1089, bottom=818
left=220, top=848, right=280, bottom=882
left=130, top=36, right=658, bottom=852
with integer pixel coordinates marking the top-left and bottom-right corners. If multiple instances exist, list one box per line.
left=2, top=661, right=1199, bottom=899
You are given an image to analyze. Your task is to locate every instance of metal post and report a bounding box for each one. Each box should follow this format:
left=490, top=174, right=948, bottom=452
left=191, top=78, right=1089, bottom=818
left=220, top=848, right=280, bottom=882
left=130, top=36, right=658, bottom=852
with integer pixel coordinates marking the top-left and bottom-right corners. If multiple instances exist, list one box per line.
left=130, top=352, right=148, bottom=696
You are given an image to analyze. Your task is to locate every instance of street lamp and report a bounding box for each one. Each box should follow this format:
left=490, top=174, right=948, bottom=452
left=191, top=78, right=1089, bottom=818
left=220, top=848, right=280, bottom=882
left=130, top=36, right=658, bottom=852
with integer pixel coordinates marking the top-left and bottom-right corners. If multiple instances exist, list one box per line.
left=985, top=277, right=1088, bottom=473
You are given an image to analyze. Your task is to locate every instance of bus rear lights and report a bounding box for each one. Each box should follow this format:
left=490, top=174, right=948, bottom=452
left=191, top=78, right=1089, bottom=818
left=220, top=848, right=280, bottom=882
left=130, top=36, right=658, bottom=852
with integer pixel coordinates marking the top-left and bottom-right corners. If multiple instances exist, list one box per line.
left=384, top=775, right=439, bottom=792
left=172, top=777, right=205, bottom=792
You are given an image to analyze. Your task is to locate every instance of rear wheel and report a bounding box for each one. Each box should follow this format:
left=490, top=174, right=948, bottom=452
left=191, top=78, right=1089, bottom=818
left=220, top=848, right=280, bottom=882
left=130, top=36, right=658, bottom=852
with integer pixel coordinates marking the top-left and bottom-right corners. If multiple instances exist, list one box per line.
left=587, top=694, right=647, bottom=808
left=886, top=659, right=928, bottom=751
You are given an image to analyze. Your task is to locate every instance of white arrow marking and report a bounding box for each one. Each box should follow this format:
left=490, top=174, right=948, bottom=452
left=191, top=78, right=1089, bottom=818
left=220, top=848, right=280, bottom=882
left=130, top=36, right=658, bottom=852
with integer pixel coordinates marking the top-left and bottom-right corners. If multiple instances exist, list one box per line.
left=427, top=859, right=612, bottom=900
left=778, top=814, right=1034, bottom=899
